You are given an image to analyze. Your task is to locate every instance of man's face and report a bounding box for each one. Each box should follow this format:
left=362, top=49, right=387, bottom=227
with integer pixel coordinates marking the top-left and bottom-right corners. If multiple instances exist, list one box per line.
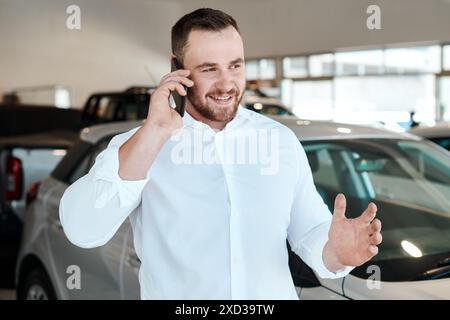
left=182, top=26, right=246, bottom=123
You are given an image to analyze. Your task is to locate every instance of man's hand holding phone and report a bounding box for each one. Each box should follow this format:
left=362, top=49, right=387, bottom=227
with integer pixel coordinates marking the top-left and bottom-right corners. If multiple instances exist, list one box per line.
left=118, top=67, right=193, bottom=181
left=145, top=67, right=194, bottom=137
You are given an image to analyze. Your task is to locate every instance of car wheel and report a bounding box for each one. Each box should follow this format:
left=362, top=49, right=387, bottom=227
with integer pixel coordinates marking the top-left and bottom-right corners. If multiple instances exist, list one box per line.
left=19, top=267, right=56, bottom=300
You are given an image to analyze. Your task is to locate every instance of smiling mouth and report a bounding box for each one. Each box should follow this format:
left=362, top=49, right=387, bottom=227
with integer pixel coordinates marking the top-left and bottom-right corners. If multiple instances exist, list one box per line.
left=207, top=95, right=233, bottom=106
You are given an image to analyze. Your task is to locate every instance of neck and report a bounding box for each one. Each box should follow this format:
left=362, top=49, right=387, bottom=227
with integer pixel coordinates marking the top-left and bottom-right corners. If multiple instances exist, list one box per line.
left=185, top=103, right=230, bottom=131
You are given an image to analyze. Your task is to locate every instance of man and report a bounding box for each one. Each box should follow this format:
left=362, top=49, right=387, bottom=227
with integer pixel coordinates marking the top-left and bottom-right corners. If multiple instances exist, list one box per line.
left=60, top=8, right=382, bottom=299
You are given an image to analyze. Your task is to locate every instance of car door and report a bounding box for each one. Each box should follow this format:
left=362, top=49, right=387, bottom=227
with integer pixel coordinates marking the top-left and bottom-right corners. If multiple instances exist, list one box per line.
left=46, top=137, right=128, bottom=299
left=292, top=145, right=350, bottom=298
left=119, top=218, right=141, bottom=300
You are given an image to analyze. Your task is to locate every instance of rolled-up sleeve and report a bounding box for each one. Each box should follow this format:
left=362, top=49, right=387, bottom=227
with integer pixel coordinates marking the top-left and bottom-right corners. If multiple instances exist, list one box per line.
left=287, top=138, right=353, bottom=279
left=59, top=126, right=149, bottom=249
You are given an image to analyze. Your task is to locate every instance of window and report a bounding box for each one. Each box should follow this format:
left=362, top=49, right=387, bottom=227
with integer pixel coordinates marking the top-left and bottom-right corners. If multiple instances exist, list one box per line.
left=384, top=46, right=441, bottom=73
left=259, top=59, right=276, bottom=79
left=304, top=139, right=450, bottom=282
left=283, top=56, right=307, bottom=78
left=440, top=77, right=450, bottom=121
left=245, top=60, right=259, bottom=80
left=305, top=147, right=339, bottom=191
left=68, top=154, right=90, bottom=185
left=334, top=75, right=436, bottom=126
left=88, top=139, right=111, bottom=169
left=281, top=79, right=333, bottom=120
left=429, top=137, right=450, bottom=151
left=444, top=45, right=450, bottom=70
left=309, top=54, right=333, bottom=77
left=335, top=50, right=384, bottom=76
left=245, top=59, right=276, bottom=80
left=266, top=44, right=447, bottom=123
left=67, top=138, right=111, bottom=184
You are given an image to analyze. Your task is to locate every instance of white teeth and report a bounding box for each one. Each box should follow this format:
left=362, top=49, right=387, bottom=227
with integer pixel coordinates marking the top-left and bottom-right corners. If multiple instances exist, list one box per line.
left=211, top=96, right=231, bottom=101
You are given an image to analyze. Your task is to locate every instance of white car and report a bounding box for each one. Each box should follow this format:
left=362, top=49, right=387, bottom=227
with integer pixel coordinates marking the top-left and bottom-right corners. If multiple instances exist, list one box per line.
left=16, top=116, right=450, bottom=299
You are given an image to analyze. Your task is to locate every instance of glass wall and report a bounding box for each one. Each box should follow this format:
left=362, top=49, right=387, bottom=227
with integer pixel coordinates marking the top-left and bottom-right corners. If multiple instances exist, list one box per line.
left=277, top=45, right=446, bottom=128
left=442, top=45, right=450, bottom=70
left=440, top=77, right=450, bottom=121
left=245, top=58, right=276, bottom=80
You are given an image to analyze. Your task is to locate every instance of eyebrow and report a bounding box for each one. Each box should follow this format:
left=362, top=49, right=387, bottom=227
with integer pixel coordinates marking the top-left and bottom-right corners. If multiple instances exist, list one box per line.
left=194, top=58, right=244, bottom=70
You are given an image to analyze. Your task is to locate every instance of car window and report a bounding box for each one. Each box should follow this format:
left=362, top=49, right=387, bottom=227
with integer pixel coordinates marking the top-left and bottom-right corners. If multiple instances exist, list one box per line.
left=97, top=97, right=117, bottom=120
left=12, top=148, right=67, bottom=188
left=67, top=137, right=113, bottom=184
left=306, top=147, right=339, bottom=190
left=95, top=96, right=148, bottom=122
left=303, top=139, right=450, bottom=282
left=52, top=139, right=92, bottom=183
left=67, top=153, right=90, bottom=185
left=87, top=139, right=111, bottom=169
left=429, top=137, right=450, bottom=151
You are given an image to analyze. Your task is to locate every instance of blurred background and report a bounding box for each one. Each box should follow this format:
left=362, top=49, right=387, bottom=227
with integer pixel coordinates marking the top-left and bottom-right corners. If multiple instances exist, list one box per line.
left=1, top=0, right=450, bottom=128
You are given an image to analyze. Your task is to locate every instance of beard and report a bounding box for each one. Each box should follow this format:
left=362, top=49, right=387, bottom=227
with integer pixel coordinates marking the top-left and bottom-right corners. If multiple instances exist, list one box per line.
left=187, top=86, right=243, bottom=123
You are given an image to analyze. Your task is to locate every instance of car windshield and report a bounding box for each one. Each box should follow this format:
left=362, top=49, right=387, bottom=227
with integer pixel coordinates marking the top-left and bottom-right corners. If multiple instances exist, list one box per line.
left=11, top=147, right=67, bottom=220
left=245, top=103, right=294, bottom=116
left=428, top=136, right=450, bottom=151
left=303, top=139, right=450, bottom=281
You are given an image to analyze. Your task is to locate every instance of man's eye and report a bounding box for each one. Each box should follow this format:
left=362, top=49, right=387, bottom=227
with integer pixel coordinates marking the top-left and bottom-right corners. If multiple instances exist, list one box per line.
left=202, top=68, right=215, bottom=72
left=232, top=64, right=242, bottom=69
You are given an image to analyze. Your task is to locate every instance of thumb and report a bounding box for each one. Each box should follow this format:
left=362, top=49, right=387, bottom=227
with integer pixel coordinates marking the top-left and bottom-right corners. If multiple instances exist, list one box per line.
left=333, top=193, right=347, bottom=220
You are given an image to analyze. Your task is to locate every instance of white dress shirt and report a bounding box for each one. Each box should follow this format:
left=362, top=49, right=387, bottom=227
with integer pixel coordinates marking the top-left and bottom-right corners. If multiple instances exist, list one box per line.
left=59, top=106, right=353, bottom=300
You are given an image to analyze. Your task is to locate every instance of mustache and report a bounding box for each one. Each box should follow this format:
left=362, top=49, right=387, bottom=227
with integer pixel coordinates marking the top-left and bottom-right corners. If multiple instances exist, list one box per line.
left=206, top=88, right=240, bottom=97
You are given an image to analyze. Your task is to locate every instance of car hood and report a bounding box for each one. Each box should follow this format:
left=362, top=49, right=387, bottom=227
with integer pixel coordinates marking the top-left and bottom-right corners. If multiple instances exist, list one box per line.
left=343, top=276, right=450, bottom=299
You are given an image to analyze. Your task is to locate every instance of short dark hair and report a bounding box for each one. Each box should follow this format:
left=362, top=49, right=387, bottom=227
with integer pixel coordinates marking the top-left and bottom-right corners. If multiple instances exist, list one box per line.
left=171, top=8, right=240, bottom=64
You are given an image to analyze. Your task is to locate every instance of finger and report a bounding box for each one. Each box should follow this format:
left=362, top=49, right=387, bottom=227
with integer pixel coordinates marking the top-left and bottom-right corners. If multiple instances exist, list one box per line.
left=360, top=202, right=377, bottom=224
left=333, top=193, right=347, bottom=220
left=367, top=245, right=379, bottom=257
left=369, top=232, right=383, bottom=245
left=160, top=81, right=187, bottom=96
left=160, top=76, right=194, bottom=88
left=370, top=218, right=382, bottom=234
left=161, top=69, right=190, bottom=82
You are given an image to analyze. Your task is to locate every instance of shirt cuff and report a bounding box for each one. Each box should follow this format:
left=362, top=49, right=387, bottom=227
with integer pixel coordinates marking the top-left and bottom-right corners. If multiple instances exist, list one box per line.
left=305, top=222, right=354, bottom=279
left=91, top=145, right=149, bottom=209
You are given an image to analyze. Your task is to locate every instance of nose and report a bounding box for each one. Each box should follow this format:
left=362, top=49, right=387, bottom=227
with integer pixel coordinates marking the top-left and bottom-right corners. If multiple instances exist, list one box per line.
left=214, top=69, right=235, bottom=93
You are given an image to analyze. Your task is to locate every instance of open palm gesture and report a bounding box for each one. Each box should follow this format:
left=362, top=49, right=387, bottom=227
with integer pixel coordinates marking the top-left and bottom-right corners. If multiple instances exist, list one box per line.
left=327, top=193, right=382, bottom=267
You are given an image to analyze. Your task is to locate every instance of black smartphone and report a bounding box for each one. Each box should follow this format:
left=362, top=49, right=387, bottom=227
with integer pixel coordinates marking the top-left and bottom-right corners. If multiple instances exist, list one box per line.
left=171, top=58, right=186, bottom=117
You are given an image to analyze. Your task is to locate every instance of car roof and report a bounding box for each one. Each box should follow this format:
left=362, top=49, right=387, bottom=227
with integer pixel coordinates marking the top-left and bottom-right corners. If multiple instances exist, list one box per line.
left=273, top=116, right=420, bottom=141
left=80, top=120, right=145, bottom=144
left=0, top=129, right=79, bottom=149
left=79, top=115, right=420, bottom=144
left=410, top=122, right=450, bottom=138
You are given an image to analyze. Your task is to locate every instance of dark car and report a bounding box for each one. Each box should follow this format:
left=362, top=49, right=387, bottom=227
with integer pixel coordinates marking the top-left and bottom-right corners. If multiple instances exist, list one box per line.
left=410, top=122, right=450, bottom=151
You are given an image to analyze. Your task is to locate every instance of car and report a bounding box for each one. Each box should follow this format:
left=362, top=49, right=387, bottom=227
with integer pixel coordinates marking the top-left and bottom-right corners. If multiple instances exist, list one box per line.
left=409, top=122, right=450, bottom=151
left=0, top=88, right=152, bottom=138
left=0, top=130, right=78, bottom=289
left=0, top=104, right=82, bottom=138
left=0, top=88, right=153, bottom=291
left=243, top=95, right=294, bottom=117
left=79, top=90, right=151, bottom=128
left=16, top=115, right=450, bottom=299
